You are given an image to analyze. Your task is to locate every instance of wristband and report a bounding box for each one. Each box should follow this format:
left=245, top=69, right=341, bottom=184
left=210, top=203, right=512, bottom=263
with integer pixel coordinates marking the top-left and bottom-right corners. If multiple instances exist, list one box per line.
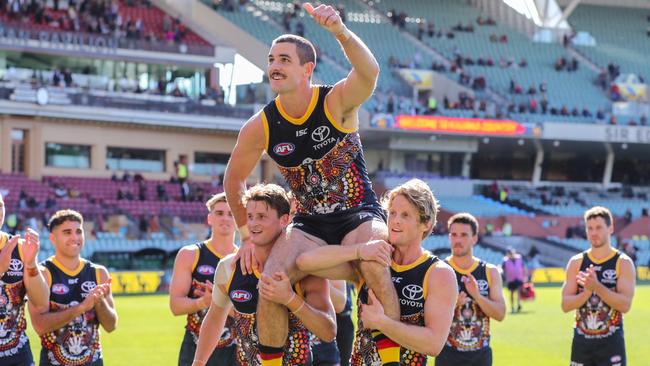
left=335, top=27, right=352, bottom=43
left=284, top=292, right=297, bottom=307
left=238, top=225, right=250, bottom=240
left=26, top=266, right=39, bottom=277
left=290, top=298, right=306, bottom=313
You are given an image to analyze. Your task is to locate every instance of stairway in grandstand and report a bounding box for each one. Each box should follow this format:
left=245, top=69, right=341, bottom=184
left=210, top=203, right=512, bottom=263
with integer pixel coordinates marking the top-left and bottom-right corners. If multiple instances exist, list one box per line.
left=569, top=5, right=649, bottom=80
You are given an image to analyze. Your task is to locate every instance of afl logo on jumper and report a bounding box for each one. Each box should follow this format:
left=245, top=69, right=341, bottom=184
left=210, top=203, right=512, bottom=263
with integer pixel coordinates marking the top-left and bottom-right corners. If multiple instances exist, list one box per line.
left=81, top=281, right=96, bottom=293
left=311, top=126, right=330, bottom=142
left=273, top=142, right=295, bottom=156
left=402, top=284, right=424, bottom=301
left=52, top=283, right=70, bottom=295
left=9, top=259, right=23, bottom=272
left=197, top=265, right=215, bottom=276
left=230, top=290, right=253, bottom=302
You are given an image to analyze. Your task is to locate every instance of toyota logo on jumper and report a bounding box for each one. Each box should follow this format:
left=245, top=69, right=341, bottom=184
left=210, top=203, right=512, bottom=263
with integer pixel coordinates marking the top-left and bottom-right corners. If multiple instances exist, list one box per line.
left=402, top=284, right=424, bottom=301
left=602, top=269, right=617, bottom=281
left=8, top=259, right=23, bottom=272
left=311, top=126, right=330, bottom=142
left=81, top=281, right=97, bottom=293
left=477, top=279, right=489, bottom=293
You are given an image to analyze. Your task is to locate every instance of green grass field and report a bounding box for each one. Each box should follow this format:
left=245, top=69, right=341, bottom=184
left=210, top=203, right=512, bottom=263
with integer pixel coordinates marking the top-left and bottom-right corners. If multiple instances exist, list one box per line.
left=27, top=285, right=650, bottom=365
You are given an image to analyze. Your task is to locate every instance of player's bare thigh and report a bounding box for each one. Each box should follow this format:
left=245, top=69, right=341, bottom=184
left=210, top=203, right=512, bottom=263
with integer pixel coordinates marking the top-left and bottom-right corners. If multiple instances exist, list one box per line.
left=264, top=225, right=327, bottom=283
left=341, top=219, right=388, bottom=247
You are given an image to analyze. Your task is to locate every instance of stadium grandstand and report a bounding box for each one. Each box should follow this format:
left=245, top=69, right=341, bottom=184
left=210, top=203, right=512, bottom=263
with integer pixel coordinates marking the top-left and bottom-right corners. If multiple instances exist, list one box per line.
left=0, top=0, right=649, bottom=363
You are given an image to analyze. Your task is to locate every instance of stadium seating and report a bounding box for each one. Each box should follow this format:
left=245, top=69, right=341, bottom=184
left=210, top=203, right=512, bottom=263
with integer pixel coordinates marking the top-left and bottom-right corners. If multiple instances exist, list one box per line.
left=422, top=235, right=504, bottom=264
left=570, top=5, right=649, bottom=80
left=370, top=0, right=611, bottom=118
left=439, top=195, right=531, bottom=217
left=0, top=0, right=212, bottom=54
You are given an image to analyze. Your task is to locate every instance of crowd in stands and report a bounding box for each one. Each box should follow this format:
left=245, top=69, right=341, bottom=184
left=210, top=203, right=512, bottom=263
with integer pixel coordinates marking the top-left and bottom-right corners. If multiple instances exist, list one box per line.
left=207, top=0, right=249, bottom=12
left=1, top=0, right=195, bottom=45
left=1, top=157, right=220, bottom=240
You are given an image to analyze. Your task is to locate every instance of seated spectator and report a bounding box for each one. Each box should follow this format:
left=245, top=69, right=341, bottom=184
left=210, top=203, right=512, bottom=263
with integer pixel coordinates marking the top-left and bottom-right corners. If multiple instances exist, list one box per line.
left=609, top=115, right=617, bottom=125
left=54, top=184, right=68, bottom=198
left=45, top=195, right=57, bottom=209
left=582, top=108, right=592, bottom=118
left=529, top=98, right=537, bottom=113
left=69, top=187, right=80, bottom=199
left=560, top=105, right=569, bottom=116
left=540, top=98, right=548, bottom=114
left=596, top=109, right=605, bottom=120
left=295, top=21, right=305, bottom=37
left=499, top=34, right=508, bottom=43
left=489, top=34, right=498, bottom=42
left=156, top=183, right=168, bottom=201
left=641, top=115, right=648, bottom=125
left=528, top=85, right=537, bottom=95
left=519, top=58, right=528, bottom=68
left=571, top=107, right=579, bottom=116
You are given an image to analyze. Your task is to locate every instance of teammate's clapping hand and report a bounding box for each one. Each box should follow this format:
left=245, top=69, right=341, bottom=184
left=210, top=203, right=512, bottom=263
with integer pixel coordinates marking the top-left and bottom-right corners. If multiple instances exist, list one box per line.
left=576, top=265, right=598, bottom=291
left=0, top=235, right=19, bottom=274
left=456, top=291, right=470, bottom=308
left=303, top=2, right=345, bottom=35
left=360, top=289, right=387, bottom=330
left=358, top=240, right=393, bottom=267
left=462, top=274, right=480, bottom=298
left=198, top=280, right=213, bottom=308
left=259, top=272, right=294, bottom=305
left=22, top=228, right=41, bottom=267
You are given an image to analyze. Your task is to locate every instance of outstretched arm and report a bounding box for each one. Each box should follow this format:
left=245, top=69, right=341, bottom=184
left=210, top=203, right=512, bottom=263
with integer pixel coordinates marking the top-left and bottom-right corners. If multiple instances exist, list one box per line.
left=296, top=240, right=392, bottom=281
left=224, top=113, right=266, bottom=274
left=303, top=3, right=379, bottom=116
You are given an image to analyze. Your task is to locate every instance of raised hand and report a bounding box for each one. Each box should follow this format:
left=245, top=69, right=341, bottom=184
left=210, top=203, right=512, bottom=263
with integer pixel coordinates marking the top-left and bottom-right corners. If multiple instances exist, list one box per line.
left=303, top=2, right=345, bottom=35
left=463, top=274, right=480, bottom=299
left=22, top=228, right=41, bottom=267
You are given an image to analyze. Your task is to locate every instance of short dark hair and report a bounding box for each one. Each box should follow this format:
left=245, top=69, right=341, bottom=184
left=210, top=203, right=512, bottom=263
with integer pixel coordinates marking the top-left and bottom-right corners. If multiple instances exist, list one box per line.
left=244, top=184, right=290, bottom=217
left=272, top=34, right=317, bottom=66
left=584, top=206, right=613, bottom=227
left=447, top=213, right=479, bottom=236
left=48, top=209, right=84, bottom=232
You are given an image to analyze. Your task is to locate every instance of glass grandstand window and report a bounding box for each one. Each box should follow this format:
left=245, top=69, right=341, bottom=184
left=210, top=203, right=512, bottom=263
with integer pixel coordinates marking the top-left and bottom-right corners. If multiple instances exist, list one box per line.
left=45, top=143, right=91, bottom=169
left=193, top=152, right=229, bottom=176
left=106, top=147, right=165, bottom=172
